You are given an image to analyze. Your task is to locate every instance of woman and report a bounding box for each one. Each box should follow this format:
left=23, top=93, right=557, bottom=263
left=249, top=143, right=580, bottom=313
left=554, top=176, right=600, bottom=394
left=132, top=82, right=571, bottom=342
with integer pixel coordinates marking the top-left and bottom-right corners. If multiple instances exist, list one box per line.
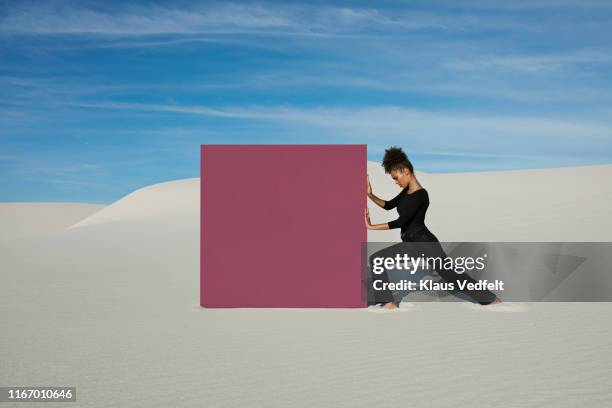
left=365, top=146, right=501, bottom=309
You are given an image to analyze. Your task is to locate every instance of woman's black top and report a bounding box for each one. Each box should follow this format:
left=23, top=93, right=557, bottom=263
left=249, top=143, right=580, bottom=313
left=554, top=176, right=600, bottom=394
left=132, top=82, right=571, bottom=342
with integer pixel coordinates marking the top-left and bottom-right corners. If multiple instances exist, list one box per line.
left=384, top=188, right=438, bottom=242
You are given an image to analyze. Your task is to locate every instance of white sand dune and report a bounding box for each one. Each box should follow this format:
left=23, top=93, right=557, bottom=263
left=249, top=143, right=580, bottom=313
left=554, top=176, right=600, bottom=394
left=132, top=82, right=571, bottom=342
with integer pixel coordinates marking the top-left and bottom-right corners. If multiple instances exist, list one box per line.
left=367, top=162, right=612, bottom=242
left=0, top=203, right=104, bottom=242
left=69, top=178, right=199, bottom=228
left=1, top=163, right=611, bottom=407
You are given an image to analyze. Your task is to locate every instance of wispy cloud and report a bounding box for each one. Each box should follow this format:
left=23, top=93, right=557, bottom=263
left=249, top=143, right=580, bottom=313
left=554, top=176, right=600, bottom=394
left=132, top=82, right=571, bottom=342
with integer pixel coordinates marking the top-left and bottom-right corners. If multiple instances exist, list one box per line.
left=1, top=0, right=611, bottom=202
left=6, top=1, right=581, bottom=40
left=0, top=2, right=452, bottom=36
left=430, top=0, right=612, bottom=10
left=441, top=50, right=612, bottom=73
left=64, top=101, right=612, bottom=144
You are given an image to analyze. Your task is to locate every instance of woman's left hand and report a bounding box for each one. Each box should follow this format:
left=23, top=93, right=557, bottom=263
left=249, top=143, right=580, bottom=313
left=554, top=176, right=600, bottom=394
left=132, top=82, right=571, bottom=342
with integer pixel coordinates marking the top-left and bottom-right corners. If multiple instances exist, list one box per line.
left=364, top=207, right=372, bottom=229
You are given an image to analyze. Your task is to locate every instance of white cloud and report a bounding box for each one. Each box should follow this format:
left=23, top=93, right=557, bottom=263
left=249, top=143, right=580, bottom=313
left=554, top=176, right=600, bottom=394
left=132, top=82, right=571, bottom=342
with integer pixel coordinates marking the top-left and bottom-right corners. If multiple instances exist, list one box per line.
left=65, top=101, right=612, bottom=145
left=430, top=0, right=612, bottom=10
left=442, top=50, right=612, bottom=73
left=0, top=3, right=438, bottom=36
left=0, top=2, right=518, bottom=37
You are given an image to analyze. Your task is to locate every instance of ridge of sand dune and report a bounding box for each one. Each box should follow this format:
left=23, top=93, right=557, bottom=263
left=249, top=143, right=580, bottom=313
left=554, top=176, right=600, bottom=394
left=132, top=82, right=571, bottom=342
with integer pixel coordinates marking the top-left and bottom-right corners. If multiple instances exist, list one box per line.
left=69, top=178, right=199, bottom=228
left=68, top=163, right=612, bottom=241
left=367, top=163, right=612, bottom=242
left=0, top=202, right=104, bottom=241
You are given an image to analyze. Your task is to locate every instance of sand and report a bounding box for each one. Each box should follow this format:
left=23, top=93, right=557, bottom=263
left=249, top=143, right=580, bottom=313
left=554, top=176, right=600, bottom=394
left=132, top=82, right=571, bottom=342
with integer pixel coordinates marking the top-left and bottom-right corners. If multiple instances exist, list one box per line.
left=1, top=163, right=611, bottom=407
left=0, top=203, right=104, bottom=242
left=367, top=162, right=612, bottom=242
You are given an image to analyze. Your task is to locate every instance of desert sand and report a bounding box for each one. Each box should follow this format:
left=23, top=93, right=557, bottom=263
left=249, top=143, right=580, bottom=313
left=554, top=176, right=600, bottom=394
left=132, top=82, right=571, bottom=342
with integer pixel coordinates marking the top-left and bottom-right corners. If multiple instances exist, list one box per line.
left=0, top=203, right=103, bottom=242
left=1, top=162, right=611, bottom=407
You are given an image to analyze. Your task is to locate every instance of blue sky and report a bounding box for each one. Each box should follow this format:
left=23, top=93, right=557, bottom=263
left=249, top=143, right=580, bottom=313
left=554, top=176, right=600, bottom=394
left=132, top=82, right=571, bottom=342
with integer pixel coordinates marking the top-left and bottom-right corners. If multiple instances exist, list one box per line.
left=1, top=0, right=611, bottom=203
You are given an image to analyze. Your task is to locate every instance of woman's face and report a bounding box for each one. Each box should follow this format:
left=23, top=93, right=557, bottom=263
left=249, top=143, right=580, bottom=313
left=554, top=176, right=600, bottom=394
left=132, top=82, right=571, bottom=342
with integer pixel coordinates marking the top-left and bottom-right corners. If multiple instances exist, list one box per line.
left=390, top=168, right=411, bottom=188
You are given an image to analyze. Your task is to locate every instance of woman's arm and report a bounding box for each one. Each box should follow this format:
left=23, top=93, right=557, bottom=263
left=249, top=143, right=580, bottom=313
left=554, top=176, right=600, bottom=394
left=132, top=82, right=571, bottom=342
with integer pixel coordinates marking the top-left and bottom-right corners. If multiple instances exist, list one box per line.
left=364, top=208, right=391, bottom=230
left=387, top=192, right=425, bottom=230
left=367, top=192, right=386, bottom=209
left=381, top=189, right=403, bottom=210
left=367, top=175, right=386, bottom=209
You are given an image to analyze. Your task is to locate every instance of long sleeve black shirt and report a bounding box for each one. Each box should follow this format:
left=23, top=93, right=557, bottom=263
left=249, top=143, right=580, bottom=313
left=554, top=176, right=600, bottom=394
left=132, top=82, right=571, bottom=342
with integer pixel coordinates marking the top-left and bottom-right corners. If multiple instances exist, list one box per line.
left=384, top=188, right=429, bottom=234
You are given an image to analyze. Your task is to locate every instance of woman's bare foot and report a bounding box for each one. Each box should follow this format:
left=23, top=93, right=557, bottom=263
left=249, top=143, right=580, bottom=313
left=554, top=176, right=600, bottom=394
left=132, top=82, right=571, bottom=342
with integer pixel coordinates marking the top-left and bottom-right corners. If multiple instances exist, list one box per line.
left=488, top=298, right=502, bottom=305
left=382, top=302, right=398, bottom=310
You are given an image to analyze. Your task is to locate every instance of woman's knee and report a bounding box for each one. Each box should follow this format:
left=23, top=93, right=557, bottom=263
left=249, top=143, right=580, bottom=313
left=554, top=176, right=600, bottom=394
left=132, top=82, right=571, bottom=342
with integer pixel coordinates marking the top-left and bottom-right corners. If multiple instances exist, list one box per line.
left=369, top=243, right=405, bottom=266
left=369, top=250, right=388, bottom=269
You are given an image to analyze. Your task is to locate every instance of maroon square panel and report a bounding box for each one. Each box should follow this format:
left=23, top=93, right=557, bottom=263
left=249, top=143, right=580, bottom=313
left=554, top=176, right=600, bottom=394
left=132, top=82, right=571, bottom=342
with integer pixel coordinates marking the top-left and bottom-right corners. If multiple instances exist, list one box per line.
left=201, top=144, right=367, bottom=307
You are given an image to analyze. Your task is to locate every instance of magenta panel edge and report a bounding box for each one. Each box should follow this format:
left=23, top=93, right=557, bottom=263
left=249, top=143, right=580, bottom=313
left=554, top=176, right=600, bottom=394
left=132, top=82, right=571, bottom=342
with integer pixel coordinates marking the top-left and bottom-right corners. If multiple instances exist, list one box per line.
left=200, top=144, right=367, bottom=308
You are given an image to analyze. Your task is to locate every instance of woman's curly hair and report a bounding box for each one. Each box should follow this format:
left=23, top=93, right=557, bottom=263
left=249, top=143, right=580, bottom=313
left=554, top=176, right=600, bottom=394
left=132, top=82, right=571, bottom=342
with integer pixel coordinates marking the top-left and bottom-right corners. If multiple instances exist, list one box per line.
left=382, top=146, right=414, bottom=174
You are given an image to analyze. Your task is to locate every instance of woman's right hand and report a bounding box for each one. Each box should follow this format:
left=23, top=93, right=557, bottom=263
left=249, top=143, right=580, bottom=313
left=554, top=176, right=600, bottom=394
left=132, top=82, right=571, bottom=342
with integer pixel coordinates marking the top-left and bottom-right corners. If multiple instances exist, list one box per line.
left=367, top=175, right=386, bottom=208
left=365, top=207, right=372, bottom=228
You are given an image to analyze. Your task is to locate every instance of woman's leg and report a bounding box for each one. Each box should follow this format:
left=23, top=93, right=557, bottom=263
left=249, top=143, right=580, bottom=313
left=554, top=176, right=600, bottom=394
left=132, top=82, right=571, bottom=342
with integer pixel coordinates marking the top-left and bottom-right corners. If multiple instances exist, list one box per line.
left=369, top=245, right=397, bottom=305
left=368, top=242, right=422, bottom=306
left=368, top=239, right=499, bottom=306
left=416, top=240, right=498, bottom=305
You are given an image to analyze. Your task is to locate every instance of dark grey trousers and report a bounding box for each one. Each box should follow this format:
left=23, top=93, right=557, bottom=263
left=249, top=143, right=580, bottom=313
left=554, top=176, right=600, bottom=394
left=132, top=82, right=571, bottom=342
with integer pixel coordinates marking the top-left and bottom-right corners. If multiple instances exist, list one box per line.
left=368, top=229, right=498, bottom=305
